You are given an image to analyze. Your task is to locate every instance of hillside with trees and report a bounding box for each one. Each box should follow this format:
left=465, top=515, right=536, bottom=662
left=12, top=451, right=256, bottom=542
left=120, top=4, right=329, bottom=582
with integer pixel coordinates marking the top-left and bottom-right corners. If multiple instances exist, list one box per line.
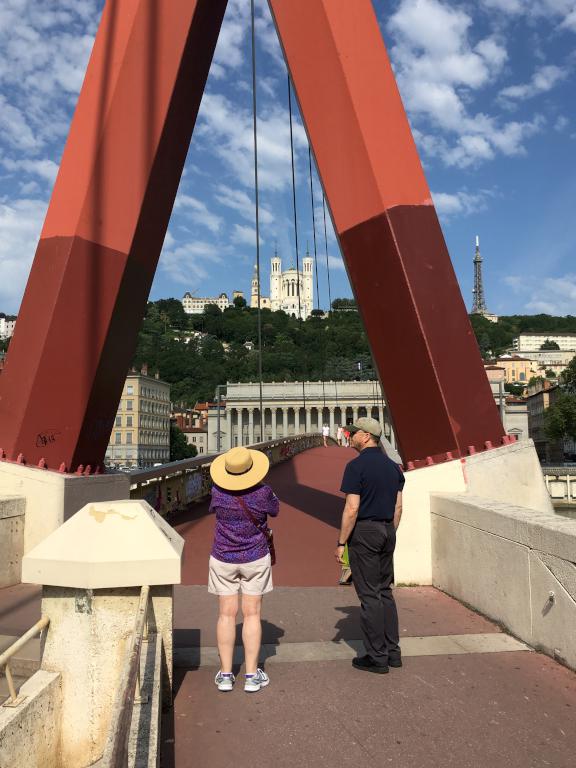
left=132, top=300, right=576, bottom=406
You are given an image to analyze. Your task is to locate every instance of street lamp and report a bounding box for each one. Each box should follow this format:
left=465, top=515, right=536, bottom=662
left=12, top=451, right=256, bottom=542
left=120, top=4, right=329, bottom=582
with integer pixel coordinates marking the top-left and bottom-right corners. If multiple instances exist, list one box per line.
left=216, top=384, right=226, bottom=453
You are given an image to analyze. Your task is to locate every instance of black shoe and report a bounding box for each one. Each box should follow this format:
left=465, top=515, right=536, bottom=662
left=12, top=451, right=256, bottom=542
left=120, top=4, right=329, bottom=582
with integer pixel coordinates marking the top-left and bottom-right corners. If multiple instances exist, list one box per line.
left=388, top=657, right=403, bottom=668
left=352, top=655, right=389, bottom=674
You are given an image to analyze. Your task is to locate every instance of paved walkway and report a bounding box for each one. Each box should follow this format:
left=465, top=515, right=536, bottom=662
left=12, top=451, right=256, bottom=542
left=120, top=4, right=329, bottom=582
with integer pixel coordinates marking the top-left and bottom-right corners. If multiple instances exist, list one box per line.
left=2, top=446, right=576, bottom=765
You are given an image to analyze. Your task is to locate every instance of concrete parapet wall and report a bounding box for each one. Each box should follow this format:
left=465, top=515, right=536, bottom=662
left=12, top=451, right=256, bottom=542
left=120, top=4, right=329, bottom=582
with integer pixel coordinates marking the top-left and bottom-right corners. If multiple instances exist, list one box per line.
left=0, top=462, right=130, bottom=555
left=431, top=494, right=576, bottom=669
left=0, top=670, right=62, bottom=768
left=0, top=496, right=25, bottom=587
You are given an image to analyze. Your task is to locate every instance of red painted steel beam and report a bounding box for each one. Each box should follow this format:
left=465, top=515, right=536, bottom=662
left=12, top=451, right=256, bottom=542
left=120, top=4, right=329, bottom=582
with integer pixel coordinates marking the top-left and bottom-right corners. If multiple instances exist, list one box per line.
left=268, top=0, right=504, bottom=465
left=0, top=0, right=228, bottom=472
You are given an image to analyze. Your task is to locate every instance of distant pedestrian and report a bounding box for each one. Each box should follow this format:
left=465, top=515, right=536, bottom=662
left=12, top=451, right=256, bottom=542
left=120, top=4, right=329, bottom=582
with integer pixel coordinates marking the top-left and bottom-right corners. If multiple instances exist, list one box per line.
left=209, top=446, right=279, bottom=692
left=322, top=423, right=330, bottom=447
left=335, top=417, right=404, bottom=674
left=337, top=425, right=343, bottom=446
left=343, top=427, right=350, bottom=448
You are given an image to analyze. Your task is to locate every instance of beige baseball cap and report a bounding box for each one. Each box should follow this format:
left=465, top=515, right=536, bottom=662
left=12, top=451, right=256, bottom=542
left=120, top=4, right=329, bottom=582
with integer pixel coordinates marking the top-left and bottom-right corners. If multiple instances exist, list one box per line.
left=348, top=417, right=383, bottom=438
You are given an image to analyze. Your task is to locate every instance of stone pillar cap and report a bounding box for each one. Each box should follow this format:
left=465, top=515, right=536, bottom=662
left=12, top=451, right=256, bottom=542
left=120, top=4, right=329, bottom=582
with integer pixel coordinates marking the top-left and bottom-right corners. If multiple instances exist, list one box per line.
left=22, top=500, right=184, bottom=589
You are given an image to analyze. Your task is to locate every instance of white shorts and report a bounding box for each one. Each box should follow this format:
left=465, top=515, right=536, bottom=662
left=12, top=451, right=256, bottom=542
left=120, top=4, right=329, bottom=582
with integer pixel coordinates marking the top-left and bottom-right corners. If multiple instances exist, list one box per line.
left=208, top=554, right=273, bottom=596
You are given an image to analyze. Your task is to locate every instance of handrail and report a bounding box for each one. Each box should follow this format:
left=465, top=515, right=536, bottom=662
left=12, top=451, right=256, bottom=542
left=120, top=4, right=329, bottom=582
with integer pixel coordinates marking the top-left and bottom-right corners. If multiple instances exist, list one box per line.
left=100, top=585, right=150, bottom=768
left=0, top=616, right=50, bottom=707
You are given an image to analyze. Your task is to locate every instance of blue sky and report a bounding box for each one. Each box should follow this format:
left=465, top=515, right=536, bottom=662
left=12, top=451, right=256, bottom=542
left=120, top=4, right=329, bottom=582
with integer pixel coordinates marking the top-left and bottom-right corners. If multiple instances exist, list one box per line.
left=0, top=0, right=575, bottom=316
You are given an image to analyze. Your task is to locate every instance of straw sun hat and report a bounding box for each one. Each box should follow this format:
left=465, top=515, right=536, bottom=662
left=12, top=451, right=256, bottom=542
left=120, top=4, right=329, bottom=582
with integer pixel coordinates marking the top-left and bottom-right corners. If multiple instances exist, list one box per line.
left=210, top=446, right=270, bottom=491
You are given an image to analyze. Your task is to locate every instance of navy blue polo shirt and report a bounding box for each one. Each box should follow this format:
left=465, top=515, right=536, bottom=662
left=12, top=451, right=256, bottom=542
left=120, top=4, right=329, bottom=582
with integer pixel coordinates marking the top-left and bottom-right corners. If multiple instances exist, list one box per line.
left=340, top=447, right=405, bottom=521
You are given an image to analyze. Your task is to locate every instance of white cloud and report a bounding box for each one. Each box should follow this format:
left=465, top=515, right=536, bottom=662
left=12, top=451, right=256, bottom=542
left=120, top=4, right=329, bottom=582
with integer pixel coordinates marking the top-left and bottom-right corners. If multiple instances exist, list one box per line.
left=214, top=184, right=274, bottom=226
left=174, top=194, right=222, bottom=234
left=388, top=0, right=547, bottom=167
left=432, top=189, right=494, bottom=218
left=499, top=65, right=568, bottom=103
left=0, top=197, right=48, bottom=311
left=160, top=241, right=223, bottom=286
left=231, top=224, right=264, bottom=248
left=196, top=92, right=307, bottom=191
left=504, top=273, right=576, bottom=314
left=482, top=0, right=576, bottom=31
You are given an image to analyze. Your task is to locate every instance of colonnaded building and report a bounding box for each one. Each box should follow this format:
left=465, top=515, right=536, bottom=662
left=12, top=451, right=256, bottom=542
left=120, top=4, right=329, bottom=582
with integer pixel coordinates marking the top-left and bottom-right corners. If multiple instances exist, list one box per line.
left=205, top=380, right=396, bottom=453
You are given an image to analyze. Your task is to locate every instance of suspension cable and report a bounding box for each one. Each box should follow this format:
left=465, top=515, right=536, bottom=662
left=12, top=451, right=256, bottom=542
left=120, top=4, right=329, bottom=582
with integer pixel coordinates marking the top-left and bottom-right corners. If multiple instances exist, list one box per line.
left=308, top=147, right=321, bottom=311
left=322, top=194, right=333, bottom=312
left=287, top=72, right=306, bottom=416
left=250, top=0, right=264, bottom=437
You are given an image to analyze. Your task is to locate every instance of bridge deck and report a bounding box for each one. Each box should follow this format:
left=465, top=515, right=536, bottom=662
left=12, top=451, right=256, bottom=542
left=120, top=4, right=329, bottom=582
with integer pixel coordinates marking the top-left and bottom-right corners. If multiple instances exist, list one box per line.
left=1, top=446, right=575, bottom=765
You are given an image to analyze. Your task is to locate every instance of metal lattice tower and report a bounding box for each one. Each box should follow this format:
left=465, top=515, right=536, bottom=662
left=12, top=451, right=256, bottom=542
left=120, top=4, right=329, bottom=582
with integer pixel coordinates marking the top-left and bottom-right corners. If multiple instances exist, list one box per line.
left=471, top=235, right=487, bottom=314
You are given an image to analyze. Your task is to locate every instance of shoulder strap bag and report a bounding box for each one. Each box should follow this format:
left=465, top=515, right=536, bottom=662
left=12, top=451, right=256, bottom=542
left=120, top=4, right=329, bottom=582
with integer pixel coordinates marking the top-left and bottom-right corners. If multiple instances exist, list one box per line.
left=236, top=496, right=276, bottom=566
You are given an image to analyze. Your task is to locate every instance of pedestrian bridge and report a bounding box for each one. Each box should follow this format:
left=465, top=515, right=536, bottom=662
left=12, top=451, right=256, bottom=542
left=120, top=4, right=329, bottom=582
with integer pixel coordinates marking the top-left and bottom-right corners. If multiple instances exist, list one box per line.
left=1, top=439, right=576, bottom=767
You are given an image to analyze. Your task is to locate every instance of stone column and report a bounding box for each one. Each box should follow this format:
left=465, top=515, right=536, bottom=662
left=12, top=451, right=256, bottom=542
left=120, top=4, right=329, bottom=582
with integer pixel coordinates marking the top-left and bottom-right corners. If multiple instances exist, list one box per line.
left=305, top=407, right=312, bottom=434
left=282, top=407, right=289, bottom=437
left=352, top=406, right=359, bottom=424
left=229, top=408, right=235, bottom=449
left=329, top=407, right=335, bottom=437
left=248, top=408, right=255, bottom=445
left=21, top=499, right=183, bottom=768
left=271, top=409, right=277, bottom=440
left=378, top=405, right=384, bottom=426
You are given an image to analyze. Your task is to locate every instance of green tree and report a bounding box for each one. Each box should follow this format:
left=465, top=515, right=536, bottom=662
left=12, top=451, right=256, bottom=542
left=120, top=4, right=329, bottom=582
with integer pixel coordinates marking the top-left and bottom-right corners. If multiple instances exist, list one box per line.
left=233, top=295, right=247, bottom=308
left=540, top=339, right=560, bottom=350
left=562, top=355, right=576, bottom=392
left=545, top=369, right=557, bottom=379
left=544, top=393, right=576, bottom=442
left=505, top=383, right=525, bottom=396
left=170, top=424, right=197, bottom=461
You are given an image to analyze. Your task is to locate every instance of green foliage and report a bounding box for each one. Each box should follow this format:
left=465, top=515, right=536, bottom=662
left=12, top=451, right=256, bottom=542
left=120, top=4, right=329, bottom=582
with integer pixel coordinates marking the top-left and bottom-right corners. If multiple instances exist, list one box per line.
left=545, top=369, right=557, bottom=379
left=505, top=383, right=525, bottom=396
left=562, top=355, right=576, bottom=392
left=132, top=299, right=576, bottom=408
left=233, top=295, right=247, bottom=308
left=544, top=393, right=576, bottom=442
left=170, top=424, right=197, bottom=461
left=540, top=339, right=560, bottom=350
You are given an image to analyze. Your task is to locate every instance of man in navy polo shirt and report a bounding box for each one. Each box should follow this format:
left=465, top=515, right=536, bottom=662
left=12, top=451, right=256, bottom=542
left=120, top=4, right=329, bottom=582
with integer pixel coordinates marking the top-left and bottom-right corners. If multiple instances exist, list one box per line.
left=335, top=417, right=405, bottom=674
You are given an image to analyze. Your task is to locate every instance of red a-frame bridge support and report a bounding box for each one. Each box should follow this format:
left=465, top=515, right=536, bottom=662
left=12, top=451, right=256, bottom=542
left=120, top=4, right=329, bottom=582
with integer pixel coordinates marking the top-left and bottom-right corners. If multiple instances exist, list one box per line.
left=0, top=0, right=503, bottom=473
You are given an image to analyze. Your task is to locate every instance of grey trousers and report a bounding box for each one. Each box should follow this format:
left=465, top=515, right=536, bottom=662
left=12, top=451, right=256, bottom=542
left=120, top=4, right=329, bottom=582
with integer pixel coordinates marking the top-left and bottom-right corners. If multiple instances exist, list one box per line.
left=348, top=519, right=400, bottom=664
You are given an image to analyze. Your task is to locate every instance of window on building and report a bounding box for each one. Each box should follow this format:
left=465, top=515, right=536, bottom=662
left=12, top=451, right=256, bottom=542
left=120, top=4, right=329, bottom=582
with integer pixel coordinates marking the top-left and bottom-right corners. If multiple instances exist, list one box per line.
left=127, top=400, right=133, bottom=411
left=126, top=416, right=133, bottom=427
left=199, top=447, right=204, bottom=453
left=115, top=432, right=121, bottom=444
left=192, top=436, right=196, bottom=443
left=115, top=416, right=121, bottom=427
left=127, top=385, right=134, bottom=395
left=126, top=433, right=133, bottom=445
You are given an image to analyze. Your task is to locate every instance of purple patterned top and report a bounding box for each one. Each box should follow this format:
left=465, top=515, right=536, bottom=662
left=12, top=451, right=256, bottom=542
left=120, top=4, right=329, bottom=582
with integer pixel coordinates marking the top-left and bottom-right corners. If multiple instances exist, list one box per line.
left=210, top=483, right=280, bottom=564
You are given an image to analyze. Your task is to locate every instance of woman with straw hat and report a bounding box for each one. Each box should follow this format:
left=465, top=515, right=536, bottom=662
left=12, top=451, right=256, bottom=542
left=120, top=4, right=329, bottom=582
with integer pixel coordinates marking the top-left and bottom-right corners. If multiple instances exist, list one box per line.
left=208, top=446, right=279, bottom=693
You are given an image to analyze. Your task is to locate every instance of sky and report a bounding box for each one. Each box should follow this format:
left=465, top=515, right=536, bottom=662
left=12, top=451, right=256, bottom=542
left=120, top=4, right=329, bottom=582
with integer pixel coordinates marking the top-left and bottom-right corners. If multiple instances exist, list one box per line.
left=0, top=0, right=575, bottom=317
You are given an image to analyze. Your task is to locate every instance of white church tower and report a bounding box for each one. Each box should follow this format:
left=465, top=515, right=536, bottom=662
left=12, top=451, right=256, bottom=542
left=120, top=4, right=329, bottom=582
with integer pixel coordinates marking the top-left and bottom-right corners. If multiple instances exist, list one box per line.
left=302, top=251, right=314, bottom=316
left=270, top=250, right=282, bottom=310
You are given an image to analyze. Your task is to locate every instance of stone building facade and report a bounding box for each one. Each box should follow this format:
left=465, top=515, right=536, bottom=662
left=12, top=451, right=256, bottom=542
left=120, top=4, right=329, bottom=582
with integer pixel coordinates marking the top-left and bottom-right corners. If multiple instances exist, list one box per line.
left=251, top=253, right=314, bottom=319
left=206, top=380, right=395, bottom=453
left=106, top=369, right=171, bottom=468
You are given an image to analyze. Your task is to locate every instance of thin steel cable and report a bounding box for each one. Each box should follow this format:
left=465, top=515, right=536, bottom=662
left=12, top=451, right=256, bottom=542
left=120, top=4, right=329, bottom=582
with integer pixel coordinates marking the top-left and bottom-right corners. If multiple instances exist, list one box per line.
left=308, top=147, right=321, bottom=311
left=287, top=72, right=306, bottom=417
left=251, top=0, right=264, bottom=438
left=322, top=194, right=333, bottom=312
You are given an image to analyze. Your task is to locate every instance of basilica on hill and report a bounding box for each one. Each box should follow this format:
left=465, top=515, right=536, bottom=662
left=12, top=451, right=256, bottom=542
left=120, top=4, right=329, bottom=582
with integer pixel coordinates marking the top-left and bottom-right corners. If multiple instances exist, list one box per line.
left=250, top=252, right=314, bottom=320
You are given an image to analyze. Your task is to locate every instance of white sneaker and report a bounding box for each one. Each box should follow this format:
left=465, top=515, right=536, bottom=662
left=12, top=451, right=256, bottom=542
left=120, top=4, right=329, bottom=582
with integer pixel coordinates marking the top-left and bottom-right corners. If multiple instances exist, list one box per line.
left=214, top=671, right=235, bottom=691
left=244, top=668, right=269, bottom=692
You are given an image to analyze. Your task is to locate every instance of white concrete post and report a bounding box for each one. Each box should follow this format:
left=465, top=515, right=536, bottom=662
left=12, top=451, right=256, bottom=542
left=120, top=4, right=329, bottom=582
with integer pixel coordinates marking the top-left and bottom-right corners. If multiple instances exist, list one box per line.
left=378, top=406, right=384, bottom=426
left=282, top=407, right=289, bottom=437
left=271, top=409, right=278, bottom=440
left=305, top=408, right=312, bottom=434
left=248, top=408, right=255, bottom=445
left=352, top=407, right=359, bottom=424
left=21, top=500, right=184, bottom=768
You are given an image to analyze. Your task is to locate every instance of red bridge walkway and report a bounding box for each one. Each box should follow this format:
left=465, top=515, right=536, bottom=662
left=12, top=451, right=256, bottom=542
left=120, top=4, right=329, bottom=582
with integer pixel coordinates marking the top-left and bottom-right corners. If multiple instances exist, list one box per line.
left=1, top=446, right=575, bottom=766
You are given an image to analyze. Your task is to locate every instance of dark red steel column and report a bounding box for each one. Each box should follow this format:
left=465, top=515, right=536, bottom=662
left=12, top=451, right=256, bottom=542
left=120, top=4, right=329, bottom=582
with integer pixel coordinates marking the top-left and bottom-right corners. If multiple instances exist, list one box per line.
left=269, top=0, right=504, bottom=466
left=0, top=0, right=228, bottom=472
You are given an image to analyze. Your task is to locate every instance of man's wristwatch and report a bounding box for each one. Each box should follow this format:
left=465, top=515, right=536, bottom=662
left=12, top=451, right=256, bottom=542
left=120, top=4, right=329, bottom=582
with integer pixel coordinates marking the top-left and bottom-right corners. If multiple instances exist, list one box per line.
left=337, top=541, right=346, bottom=547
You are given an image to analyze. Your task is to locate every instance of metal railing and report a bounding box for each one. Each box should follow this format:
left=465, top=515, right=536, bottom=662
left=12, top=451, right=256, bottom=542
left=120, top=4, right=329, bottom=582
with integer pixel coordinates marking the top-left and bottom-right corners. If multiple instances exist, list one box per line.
left=100, top=585, right=150, bottom=768
left=129, top=433, right=324, bottom=518
left=0, top=617, right=49, bottom=707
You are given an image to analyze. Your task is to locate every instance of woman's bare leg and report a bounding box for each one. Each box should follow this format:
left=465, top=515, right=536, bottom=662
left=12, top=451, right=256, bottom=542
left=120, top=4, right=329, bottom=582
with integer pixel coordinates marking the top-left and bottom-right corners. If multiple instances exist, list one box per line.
left=242, top=594, right=263, bottom=674
left=217, top=594, right=238, bottom=672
